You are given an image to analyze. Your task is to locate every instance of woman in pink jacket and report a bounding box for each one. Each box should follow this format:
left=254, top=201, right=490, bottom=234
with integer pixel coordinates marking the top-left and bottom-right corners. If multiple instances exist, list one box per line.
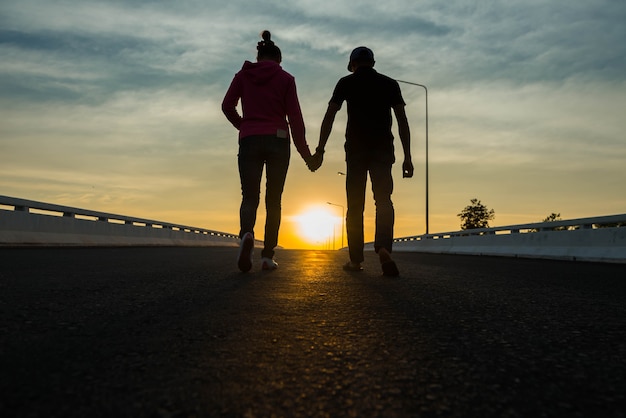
left=222, top=31, right=318, bottom=272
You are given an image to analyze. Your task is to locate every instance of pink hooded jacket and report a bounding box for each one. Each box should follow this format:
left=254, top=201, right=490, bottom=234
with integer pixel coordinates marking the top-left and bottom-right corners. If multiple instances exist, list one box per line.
left=222, top=61, right=311, bottom=159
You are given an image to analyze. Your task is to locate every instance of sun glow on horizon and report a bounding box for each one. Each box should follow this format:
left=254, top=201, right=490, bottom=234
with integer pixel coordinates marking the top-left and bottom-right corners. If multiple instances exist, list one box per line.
left=291, top=206, right=342, bottom=248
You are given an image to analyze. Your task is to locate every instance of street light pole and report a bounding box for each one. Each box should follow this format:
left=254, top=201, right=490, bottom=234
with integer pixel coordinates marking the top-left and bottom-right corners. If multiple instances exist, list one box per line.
left=326, top=202, right=345, bottom=249
left=396, top=80, right=429, bottom=235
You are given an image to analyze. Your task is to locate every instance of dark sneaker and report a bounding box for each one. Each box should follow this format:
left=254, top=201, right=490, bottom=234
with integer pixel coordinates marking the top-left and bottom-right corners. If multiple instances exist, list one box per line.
left=237, top=232, right=254, bottom=272
left=378, top=247, right=399, bottom=276
left=381, top=260, right=400, bottom=277
left=343, top=261, right=363, bottom=272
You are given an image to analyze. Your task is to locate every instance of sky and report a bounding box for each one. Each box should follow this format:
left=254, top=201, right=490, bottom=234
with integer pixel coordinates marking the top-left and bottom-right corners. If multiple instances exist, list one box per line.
left=1, top=0, right=625, bottom=249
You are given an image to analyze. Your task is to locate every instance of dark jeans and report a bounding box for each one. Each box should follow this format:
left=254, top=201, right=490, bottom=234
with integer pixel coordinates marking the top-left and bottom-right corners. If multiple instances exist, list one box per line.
left=238, top=135, right=290, bottom=258
left=345, top=152, right=394, bottom=263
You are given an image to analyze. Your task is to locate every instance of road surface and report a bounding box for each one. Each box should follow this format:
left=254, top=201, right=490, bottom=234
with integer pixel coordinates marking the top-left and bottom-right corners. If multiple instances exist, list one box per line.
left=1, top=247, right=625, bottom=417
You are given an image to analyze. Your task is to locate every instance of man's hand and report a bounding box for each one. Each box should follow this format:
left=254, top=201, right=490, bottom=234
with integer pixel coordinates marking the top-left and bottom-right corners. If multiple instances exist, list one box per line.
left=402, top=158, right=414, bottom=178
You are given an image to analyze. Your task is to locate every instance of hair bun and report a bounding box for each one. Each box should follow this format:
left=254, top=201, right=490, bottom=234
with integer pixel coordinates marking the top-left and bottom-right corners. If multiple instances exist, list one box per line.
left=257, top=30, right=275, bottom=50
left=256, top=30, right=281, bottom=61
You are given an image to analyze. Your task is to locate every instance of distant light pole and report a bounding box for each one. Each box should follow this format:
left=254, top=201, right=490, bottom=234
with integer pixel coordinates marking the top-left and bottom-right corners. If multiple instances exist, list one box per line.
left=327, top=202, right=345, bottom=249
left=396, top=80, right=429, bottom=235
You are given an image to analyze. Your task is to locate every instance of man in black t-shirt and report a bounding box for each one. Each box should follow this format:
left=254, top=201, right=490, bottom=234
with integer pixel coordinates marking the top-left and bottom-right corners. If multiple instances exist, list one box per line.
left=313, top=46, right=414, bottom=276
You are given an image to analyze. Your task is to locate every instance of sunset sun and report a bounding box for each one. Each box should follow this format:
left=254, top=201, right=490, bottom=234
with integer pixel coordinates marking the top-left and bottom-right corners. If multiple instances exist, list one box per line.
left=293, top=207, right=341, bottom=246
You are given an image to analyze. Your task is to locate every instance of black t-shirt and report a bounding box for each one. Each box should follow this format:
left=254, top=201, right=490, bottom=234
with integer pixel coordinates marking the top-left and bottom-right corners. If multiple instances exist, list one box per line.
left=329, top=67, right=405, bottom=156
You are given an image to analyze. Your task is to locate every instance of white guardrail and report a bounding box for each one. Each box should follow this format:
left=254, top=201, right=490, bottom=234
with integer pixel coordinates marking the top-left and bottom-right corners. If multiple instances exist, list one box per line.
left=0, top=195, right=243, bottom=247
left=2, top=195, right=625, bottom=262
left=377, top=214, right=626, bottom=263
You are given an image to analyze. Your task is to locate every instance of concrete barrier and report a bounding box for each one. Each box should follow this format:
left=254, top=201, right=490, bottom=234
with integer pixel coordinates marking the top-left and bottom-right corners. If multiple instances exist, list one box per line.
left=3, top=195, right=625, bottom=262
left=383, top=214, right=626, bottom=263
left=0, top=195, right=243, bottom=247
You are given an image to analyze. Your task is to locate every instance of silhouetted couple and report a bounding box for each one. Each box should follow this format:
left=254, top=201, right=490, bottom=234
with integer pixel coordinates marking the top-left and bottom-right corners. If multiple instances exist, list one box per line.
left=222, top=31, right=413, bottom=276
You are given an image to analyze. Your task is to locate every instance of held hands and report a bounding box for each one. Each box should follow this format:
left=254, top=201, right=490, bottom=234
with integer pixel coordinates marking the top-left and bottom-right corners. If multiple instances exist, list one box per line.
left=305, top=149, right=324, bottom=172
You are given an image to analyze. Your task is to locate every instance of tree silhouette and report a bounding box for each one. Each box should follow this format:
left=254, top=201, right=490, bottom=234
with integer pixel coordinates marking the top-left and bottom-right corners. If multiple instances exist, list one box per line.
left=542, top=213, right=562, bottom=223
left=539, top=212, right=567, bottom=231
left=457, top=198, right=495, bottom=230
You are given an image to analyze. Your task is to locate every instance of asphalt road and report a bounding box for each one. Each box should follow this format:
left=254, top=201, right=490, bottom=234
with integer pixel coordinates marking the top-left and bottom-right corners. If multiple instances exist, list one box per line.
left=1, top=247, right=625, bottom=417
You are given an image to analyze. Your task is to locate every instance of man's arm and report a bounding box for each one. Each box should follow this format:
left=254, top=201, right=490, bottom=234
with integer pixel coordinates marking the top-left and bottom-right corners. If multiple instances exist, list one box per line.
left=317, top=102, right=341, bottom=152
left=393, top=104, right=414, bottom=178
left=309, top=102, right=341, bottom=171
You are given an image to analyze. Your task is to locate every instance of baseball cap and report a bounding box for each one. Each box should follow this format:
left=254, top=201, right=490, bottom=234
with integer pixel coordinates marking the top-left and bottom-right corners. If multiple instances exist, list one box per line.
left=347, top=46, right=374, bottom=71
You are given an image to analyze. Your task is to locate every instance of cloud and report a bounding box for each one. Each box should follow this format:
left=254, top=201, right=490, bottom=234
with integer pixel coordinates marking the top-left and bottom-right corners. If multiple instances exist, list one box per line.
left=425, top=1, right=626, bottom=85
left=1, top=0, right=625, bottom=236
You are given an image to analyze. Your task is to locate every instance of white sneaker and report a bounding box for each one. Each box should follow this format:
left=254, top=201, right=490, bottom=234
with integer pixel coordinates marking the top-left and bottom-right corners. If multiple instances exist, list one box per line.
left=237, top=232, right=254, bottom=272
left=261, top=257, right=278, bottom=270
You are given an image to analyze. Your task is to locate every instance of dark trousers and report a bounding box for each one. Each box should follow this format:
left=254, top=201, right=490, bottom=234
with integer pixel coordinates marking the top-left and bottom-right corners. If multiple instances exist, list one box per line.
left=345, top=153, right=394, bottom=263
left=238, top=135, right=290, bottom=258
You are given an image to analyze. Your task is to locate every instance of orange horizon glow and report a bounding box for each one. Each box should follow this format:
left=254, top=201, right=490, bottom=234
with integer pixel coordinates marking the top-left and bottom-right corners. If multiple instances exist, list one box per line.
left=282, top=205, right=344, bottom=250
